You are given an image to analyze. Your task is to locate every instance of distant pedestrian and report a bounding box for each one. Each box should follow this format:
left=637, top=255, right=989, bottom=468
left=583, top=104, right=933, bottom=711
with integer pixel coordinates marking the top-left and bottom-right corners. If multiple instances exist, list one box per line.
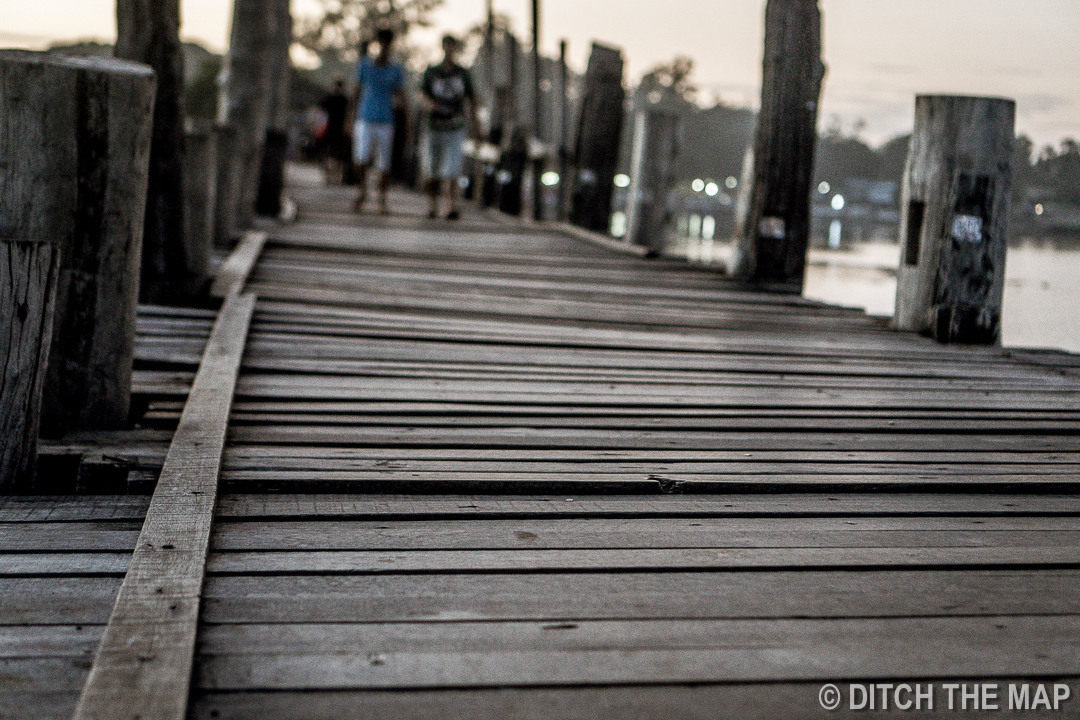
left=419, top=34, right=479, bottom=220
left=352, top=28, right=406, bottom=214
left=319, top=79, right=349, bottom=184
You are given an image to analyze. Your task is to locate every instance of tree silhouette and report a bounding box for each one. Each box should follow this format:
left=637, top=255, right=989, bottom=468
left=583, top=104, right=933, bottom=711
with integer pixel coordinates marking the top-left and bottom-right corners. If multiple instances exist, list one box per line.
left=294, top=0, right=443, bottom=64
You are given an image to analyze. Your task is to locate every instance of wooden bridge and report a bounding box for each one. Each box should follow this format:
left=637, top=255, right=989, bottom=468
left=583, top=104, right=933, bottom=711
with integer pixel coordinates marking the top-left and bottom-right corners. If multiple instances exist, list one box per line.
left=4, top=172, right=1080, bottom=719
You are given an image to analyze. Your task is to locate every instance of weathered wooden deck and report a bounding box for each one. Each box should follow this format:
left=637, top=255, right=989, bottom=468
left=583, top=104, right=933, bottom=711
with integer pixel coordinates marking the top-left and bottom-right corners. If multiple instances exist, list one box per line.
left=5, top=172, right=1080, bottom=719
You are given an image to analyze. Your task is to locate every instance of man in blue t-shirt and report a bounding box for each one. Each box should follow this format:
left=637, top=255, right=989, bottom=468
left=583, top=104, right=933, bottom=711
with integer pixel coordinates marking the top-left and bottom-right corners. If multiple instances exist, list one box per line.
left=351, top=28, right=406, bottom=214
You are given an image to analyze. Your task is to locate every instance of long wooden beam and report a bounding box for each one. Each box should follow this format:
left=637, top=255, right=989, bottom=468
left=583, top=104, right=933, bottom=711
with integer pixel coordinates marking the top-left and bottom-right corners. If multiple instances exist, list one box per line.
left=73, top=291, right=256, bottom=720
left=210, top=230, right=267, bottom=298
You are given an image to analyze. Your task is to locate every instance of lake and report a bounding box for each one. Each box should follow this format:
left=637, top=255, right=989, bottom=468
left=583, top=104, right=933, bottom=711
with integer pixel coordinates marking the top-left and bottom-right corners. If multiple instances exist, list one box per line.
left=679, top=236, right=1080, bottom=354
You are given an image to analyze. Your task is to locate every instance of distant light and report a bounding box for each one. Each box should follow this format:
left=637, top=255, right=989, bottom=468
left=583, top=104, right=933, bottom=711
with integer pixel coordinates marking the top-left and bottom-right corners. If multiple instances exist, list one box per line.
left=818, top=181, right=831, bottom=194
left=1035, top=203, right=1045, bottom=215
left=704, top=182, right=719, bottom=197
left=702, top=215, right=716, bottom=240
left=610, top=211, right=628, bottom=237
left=691, top=179, right=705, bottom=192
left=614, top=173, right=631, bottom=188
left=725, top=176, right=738, bottom=189
left=541, top=171, right=560, bottom=186
left=831, top=194, right=845, bottom=211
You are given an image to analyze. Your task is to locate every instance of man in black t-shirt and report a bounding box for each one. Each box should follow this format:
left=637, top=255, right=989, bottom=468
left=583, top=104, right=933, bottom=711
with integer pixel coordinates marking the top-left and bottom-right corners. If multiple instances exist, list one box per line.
left=419, top=35, right=479, bottom=220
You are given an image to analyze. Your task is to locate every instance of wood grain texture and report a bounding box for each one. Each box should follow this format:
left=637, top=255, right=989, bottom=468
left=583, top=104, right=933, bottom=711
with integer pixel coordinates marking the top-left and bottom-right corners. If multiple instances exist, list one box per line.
left=0, top=50, right=156, bottom=436
left=0, top=239, right=59, bottom=492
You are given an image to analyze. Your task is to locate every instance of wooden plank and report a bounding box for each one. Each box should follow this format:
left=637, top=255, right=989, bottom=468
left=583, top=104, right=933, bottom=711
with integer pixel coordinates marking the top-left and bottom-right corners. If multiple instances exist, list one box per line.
left=211, top=472, right=1080, bottom=496
left=0, top=578, right=122, bottom=624
left=201, top=570, right=1080, bottom=623
left=73, top=292, right=255, bottom=720
left=195, top=616, right=1080, bottom=689
left=188, top=681, right=1080, bottom=720
left=201, top=546, right=1080, bottom=575
left=206, top=517, right=1080, bottom=552
left=209, top=230, right=267, bottom=298
left=223, top=427, right=1080, bottom=452
left=0, top=496, right=150, bottom=522
left=211, top=493, right=1080, bottom=519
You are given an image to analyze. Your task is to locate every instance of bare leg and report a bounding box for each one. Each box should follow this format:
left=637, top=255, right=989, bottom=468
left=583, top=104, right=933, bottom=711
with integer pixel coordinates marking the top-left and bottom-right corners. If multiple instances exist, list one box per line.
left=352, top=163, right=368, bottom=212
left=376, top=171, right=391, bottom=214
left=445, top=178, right=461, bottom=219
left=426, top=178, right=439, bottom=218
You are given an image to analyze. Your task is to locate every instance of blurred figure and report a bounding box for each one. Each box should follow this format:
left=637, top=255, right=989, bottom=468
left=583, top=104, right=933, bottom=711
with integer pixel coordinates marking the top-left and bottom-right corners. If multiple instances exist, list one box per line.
left=351, top=28, right=406, bottom=214
left=318, top=79, right=349, bottom=184
left=419, top=34, right=480, bottom=220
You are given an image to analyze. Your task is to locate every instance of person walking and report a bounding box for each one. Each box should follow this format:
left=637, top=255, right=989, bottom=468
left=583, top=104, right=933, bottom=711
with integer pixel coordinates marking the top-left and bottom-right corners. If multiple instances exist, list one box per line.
left=419, top=34, right=479, bottom=220
left=318, top=79, right=349, bottom=184
left=351, top=28, right=406, bottom=214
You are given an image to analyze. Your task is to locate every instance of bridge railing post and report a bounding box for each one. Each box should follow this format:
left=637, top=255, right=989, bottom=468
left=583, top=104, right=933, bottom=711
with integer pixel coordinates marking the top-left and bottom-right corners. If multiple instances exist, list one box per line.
left=569, top=43, right=625, bottom=233
left=0, top=240, right=60, bottom=492
left=116, top=0, right=188, bottom=304
left=184, top=119, right=217, bottom=295
left=0, top=51, right=156, bottom=437
left=625, top=106, right=681, bottom=253
left=732, top=0, right=825, bottom=291
left=894, top=95, right=1015, bottom=344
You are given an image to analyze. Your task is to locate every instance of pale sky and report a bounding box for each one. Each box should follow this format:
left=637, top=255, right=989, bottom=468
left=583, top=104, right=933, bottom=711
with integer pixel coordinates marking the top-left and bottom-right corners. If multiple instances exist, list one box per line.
left=2, top=0, right=1078, bottom=148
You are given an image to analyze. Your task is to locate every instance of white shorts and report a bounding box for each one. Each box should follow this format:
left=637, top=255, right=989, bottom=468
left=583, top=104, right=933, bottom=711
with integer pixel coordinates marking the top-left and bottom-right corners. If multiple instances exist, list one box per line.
left=421, top=128, right=467, bottom=180
left=353, top=120, right=394, bottom=172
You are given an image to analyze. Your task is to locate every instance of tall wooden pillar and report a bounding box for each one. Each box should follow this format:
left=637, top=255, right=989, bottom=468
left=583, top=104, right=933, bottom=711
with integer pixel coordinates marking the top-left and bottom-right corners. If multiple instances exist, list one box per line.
left=733, top=0, right=825, bottom=291
left=626, top=106, right=681, bottom=252
left=184, top=120, right=217, bottom=295
left=0, top=51, right=156, bottom=436
left=115, top=0, right=189, bottom=304
left=256, top=0, right=292, bottom=217
left=218, top=0, right=277, bottom=230
left=569, top=43, right=624, bottom=232
left=894, top=95, right=1015, bottom=344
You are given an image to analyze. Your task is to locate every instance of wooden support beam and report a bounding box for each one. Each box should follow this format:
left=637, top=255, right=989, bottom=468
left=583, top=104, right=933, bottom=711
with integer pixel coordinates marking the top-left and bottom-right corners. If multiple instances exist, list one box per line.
left=73, top=291, right=255, bottom=720
left=0, top=240, right=60, bottom=493
left=625, top=107, right=681, bottom=253
left=255, top=0, right=292, bottom=218
left=0, top=51, right=156, bottom=436
left=116, top=0, right=189, bottom=304
left=183, top=119, right=218, bottom=296
left=733, top=0, right=825, bottom=290
left=218, top=0, right=278, bottom=230
left=569, top=43, right=625, bottom=232
left=210, top=230, right=268, bottom=299
left=894, top=95, right=1016, bottom=344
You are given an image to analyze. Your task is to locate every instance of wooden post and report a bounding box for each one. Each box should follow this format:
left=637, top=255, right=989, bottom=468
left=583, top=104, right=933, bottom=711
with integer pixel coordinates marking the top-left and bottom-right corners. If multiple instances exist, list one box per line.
left=218, top=0, right=277, bottom=229
left=625, top=106, right=681, bottom=253
left=569, top=43, right=625, bottom=233
left=894, top=95, right=1016, bottom=344
left=530, top=0, right=543, bottom=221
left=0, top=51, right=156, bottom=436
left=0, top=240, right=59, bottom=493
left=214, top=123, right=239, bottom=244
left=115, top=0, right=189, bottom=304
left=256, top=0, right=292, bottom=217
left=732, top=0, right=825, bottom=291
left=183, top=119, right=217, bottom=295
left=557, top=39, right=569, bottom=222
